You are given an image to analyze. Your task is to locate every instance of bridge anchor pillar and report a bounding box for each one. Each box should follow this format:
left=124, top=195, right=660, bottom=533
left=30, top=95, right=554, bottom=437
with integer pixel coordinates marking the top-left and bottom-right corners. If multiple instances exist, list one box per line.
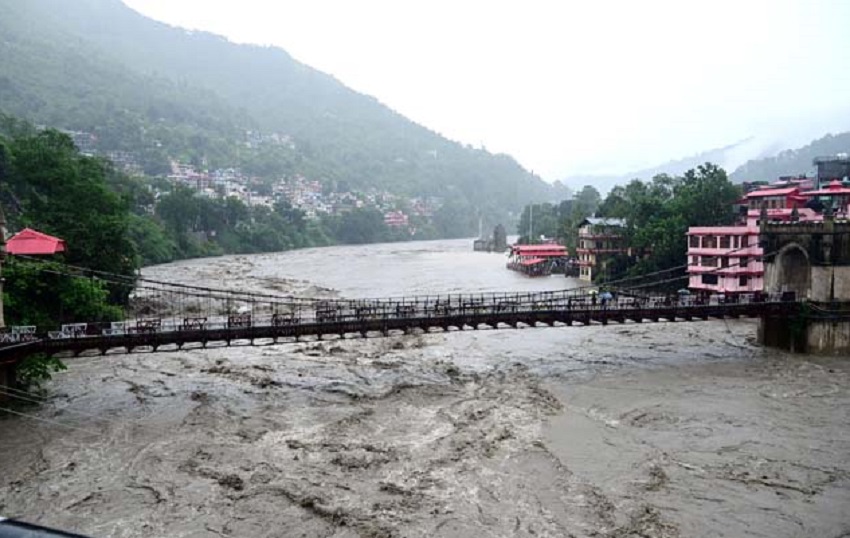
left=0, top=363, right=16, bottom=396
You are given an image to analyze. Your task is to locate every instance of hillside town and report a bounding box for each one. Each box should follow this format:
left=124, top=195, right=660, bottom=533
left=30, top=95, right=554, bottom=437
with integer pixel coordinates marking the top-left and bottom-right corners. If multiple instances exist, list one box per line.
left=61, top=128, right=441, bottom=232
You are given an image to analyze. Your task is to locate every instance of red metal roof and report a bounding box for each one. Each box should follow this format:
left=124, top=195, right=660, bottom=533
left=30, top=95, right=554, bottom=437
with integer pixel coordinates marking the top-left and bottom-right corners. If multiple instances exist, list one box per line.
left=801, top=180, right=850, bottom=196
left=519, top=257, right=546, bottom=266
left=6, top=228, right=67, bottom=255
left=511, top=244, right=568, bottom=257
left=745, top=187, right=800, bottom=198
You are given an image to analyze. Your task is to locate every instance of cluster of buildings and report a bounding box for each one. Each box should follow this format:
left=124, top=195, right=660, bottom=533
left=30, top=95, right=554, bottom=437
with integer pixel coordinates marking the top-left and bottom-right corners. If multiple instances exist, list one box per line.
left=59, top=130, right=145, bottom=176
left=686, top=155, right=850, bottom=296
left=162, top=160, right=439, bottom=230
left=558, top=155, right=850, bottom=293
left=57, top=126, right=442, bottom=232
left=242, top=130, right=295, bottom=150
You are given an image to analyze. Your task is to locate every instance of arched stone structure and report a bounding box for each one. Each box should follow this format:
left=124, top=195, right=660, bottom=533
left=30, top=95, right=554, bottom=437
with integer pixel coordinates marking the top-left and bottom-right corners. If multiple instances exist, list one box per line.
left=774, top=243, right=811, bottom=299
left=759, top=217, right=850, bottom=354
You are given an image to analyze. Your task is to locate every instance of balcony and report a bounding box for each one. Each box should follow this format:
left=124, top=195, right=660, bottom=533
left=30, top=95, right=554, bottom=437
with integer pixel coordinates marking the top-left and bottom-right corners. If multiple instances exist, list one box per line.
left=576, top=248, right=628, bottom=255
left=688, top=246, right=762, bottom=257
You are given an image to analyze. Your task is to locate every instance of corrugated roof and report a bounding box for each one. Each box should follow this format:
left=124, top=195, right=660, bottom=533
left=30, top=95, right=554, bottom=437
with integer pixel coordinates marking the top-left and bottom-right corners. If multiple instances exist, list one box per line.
left=744, top=187, right=799, bottom=197
left=519, top=258, right=546, bottom=266
left=6, top=228, right=67, bottom=255
left=801, top=179, right=850, bottom=196
left=511, top=244, right=568, bottom=257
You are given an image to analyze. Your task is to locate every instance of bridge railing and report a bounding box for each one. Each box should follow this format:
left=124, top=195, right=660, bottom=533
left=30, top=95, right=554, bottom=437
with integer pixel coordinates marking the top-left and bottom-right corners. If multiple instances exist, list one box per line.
left=27, top=290, right=798, bottom=343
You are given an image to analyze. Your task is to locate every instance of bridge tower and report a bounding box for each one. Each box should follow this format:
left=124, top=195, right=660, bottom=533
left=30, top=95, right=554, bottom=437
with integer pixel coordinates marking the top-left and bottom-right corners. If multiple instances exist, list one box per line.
left=759, top=209, right=850, bottom=354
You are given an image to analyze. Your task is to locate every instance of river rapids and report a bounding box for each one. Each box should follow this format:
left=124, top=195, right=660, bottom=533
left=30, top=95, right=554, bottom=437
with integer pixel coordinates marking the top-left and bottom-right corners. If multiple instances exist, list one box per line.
left=1, top=239, right=849, bottom=537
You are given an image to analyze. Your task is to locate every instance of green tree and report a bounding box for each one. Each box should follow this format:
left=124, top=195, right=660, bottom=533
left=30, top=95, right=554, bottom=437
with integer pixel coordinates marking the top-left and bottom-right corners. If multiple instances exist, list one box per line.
left=4, top=129, right=137, bottom=299
left=329, top=208, right=388, bottom=244
left=593, top=163, right=741, bottom=283
left=517, top=203, right=559, bottom=243
left=3, top=259, right=123, bottom=329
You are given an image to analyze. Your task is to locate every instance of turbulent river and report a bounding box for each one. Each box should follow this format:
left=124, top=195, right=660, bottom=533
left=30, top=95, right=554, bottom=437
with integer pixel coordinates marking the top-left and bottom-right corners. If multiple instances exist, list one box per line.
left=1, top=238, right=849, bottom=537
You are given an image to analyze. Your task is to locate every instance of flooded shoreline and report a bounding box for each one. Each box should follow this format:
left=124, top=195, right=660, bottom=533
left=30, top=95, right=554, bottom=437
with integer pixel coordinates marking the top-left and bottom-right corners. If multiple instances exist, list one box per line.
left=1, top=240, right=849, bottom=537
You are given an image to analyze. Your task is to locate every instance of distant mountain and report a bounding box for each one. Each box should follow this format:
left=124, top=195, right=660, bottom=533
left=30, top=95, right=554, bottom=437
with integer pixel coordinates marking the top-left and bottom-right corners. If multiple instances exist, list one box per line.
left=560, top=129, right=850, bottom=193
left=560, top=138, right=783, bottom=194
left=729, top=131, right=850, bottom=183
left=0, top=0, right=555, bottom=232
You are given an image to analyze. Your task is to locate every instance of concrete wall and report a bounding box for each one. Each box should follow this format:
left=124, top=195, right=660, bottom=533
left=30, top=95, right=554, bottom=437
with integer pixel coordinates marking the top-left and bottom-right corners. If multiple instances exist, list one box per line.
left=807, top=320, right=850, bottom=355
left=758, top=316, right=799, bottom=351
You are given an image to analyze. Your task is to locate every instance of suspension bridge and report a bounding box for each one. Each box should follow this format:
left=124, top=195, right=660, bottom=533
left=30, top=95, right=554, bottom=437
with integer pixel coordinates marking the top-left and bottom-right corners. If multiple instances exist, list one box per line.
left=7, top=211, right=850, bottom=366
left=0, top=253, right=803, bottom=364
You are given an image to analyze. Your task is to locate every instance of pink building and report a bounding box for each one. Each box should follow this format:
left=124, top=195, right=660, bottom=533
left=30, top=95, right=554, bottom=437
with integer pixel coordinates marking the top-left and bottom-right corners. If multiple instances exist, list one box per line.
left=384, top=211, right=409, bottom=228
left=686, top=182, right=818, bottom=295
left=687, top=226, right=763, bottom=294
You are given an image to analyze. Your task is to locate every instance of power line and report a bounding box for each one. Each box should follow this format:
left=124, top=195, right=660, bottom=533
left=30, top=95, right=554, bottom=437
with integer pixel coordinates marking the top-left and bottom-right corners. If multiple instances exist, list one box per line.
left=0, top=405, right=100, bottom=436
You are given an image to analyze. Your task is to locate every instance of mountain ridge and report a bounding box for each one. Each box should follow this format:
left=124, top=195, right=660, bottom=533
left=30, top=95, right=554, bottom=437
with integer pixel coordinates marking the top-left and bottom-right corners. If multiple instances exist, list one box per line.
left=562, top=130, right=850, bottom=193
left=0, top=0, right=558, bottom=233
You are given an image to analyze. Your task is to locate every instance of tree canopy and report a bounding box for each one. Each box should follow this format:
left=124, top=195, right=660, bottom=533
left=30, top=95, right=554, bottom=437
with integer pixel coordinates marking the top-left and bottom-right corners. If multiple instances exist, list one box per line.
left=517, top=163, right=741, bottom=283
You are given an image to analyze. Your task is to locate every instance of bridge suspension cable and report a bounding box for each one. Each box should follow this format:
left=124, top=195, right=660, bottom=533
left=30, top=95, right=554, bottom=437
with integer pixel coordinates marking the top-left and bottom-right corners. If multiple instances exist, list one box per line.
left=10, top=242, right=777, bottom=320
left=622, top=248, right=779, bottom=292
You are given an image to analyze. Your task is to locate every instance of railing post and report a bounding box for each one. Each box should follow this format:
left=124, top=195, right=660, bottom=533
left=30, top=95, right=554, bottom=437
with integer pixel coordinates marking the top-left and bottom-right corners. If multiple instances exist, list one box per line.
left=0, top=203, right=15, bottom=393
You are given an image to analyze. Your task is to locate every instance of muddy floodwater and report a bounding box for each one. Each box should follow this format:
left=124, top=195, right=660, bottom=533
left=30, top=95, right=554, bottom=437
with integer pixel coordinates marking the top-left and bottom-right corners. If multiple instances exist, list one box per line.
left=2, top=239, right=849, bottom=537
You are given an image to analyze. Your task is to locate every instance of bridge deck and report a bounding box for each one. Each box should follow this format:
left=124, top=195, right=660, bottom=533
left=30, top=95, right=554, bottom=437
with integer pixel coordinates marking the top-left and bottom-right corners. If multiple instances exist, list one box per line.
left=0, top=296, right=800, bottom=362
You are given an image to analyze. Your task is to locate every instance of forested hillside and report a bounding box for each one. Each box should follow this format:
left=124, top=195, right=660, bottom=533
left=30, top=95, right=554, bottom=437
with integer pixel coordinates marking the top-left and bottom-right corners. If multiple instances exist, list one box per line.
left=0, top=0, right=555, bottom=231
left=730, top=132, right=850, bottom=182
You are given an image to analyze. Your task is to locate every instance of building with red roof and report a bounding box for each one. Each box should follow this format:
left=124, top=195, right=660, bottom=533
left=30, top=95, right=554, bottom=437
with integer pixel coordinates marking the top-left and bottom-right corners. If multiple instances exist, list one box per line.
left=744, top=186, right=809, bottom=211
left=507, top=244, right=568, bottom=276
left=6, top=228, right=67, bottom=255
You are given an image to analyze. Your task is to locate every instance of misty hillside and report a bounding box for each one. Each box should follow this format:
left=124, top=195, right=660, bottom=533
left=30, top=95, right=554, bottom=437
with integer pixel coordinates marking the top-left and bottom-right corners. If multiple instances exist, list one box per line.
left=560, top=139, right=771, bottom=194
left=729, top=131, right=850, bottom=182
left=0, top=0, right=556, bottom=224
left=562, top=130, right=850, bottom=193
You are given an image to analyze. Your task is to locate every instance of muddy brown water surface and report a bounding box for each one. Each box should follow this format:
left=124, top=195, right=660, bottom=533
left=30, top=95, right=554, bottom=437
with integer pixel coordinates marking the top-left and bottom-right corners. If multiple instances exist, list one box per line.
left=2, top=239, right=850, bottom=537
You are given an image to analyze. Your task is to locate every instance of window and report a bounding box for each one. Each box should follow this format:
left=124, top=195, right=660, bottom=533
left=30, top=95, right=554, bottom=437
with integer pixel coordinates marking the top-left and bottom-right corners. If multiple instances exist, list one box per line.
left=702, top=274, right=719, bottom=285
left=704, top=236, right=717, bottom=249
left=721, top=257, right=729, bottom=268
left=702, top=256, right=718, bottom=267
left=691, top=256, right=698, bottom=265
left=739, top=276, right=749, bottom=287
left=719, top=236, right=730, bottom=249
left=739, top=257, right=748, bottom=268
left=689, top=236, right=700, bottom=248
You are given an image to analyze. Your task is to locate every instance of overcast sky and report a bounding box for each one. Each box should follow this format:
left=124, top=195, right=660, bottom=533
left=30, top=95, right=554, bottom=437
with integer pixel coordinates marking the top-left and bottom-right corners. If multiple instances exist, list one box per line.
left=122, top=0, right=850, bottom=180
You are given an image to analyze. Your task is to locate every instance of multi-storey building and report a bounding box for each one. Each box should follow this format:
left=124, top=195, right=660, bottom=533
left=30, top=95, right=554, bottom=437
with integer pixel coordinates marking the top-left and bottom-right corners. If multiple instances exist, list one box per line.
left=576, top=217, right=627, bottom=281
left=686, top=155, right=850, bottom=296
left=686, top=226, right=763, bottom=294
